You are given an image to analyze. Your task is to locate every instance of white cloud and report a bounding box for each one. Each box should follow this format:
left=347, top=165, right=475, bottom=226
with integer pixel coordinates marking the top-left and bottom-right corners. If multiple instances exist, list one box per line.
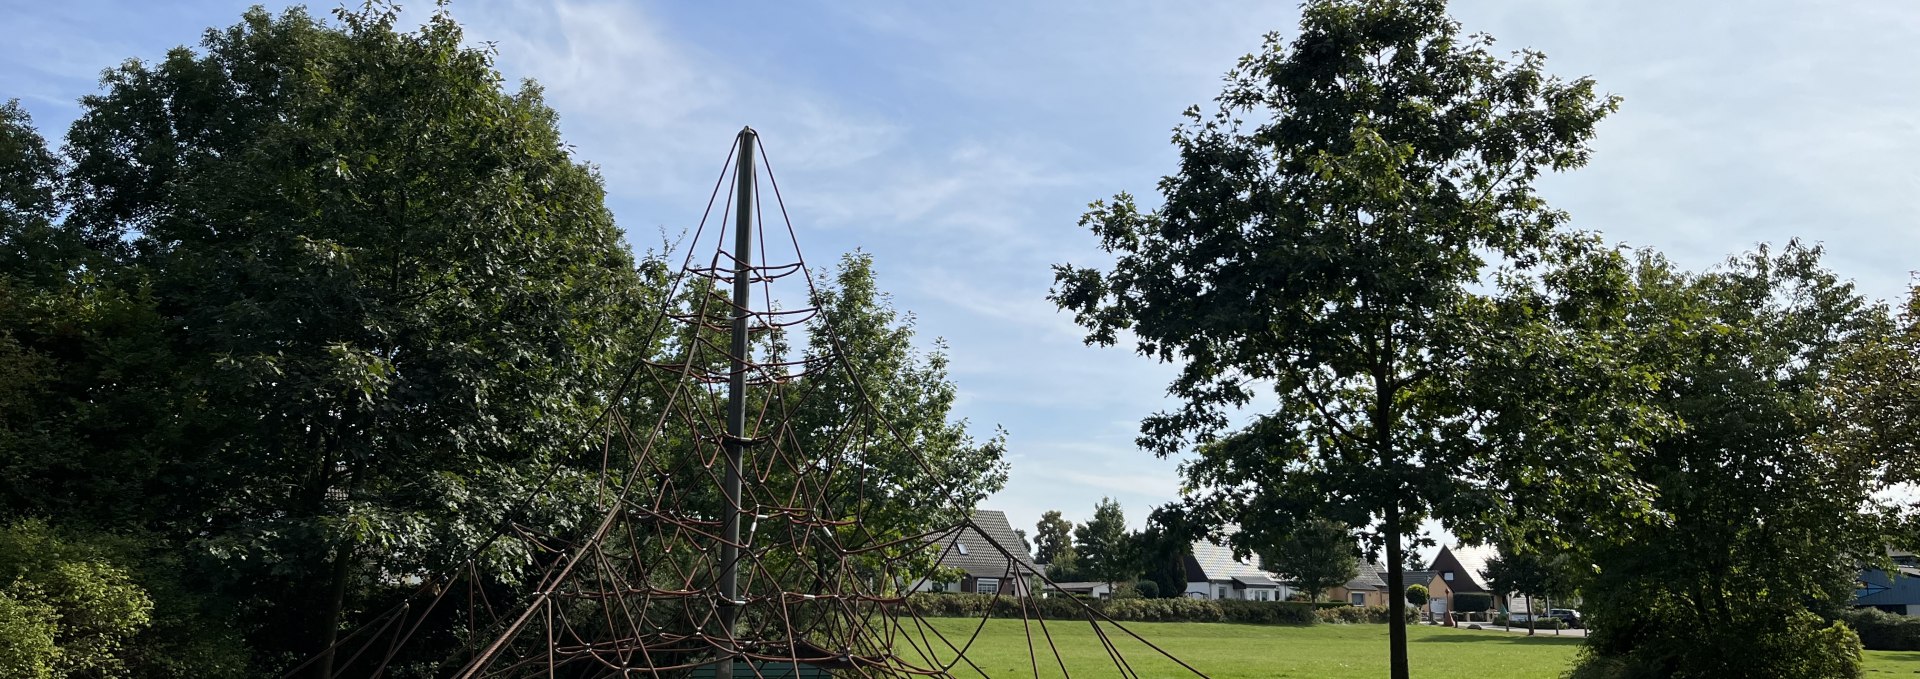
left=457, top=0, right=902, bottom=198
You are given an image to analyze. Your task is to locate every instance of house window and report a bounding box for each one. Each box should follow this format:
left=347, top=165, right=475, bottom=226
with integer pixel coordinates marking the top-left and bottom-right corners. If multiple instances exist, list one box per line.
left=1442, top=571, right=1454, bottom=581
left=1217, top=585, right=1228, bottom=599
left=956, top=544, right=969, bottom=555
left=977, top=578, right=1000, bottom=595
left=1351, top=592, right=1367, bottom=606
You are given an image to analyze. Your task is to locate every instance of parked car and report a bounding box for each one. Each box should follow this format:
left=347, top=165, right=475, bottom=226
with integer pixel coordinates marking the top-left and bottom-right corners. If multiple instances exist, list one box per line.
left=1545, top=608, right=1582, bottom=628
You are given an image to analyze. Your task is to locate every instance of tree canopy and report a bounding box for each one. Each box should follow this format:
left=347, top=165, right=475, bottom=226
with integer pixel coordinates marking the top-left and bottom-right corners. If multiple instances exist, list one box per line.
left=1073, top=498, right=1135, bottom=589
left=1571, top=244, right=1886, bottom=677
left=1258, top=517, right=1359, bottom=603
left=1034, top=510, right=1077, bottom=567
left=1051, top=1, right=1643, bottom=675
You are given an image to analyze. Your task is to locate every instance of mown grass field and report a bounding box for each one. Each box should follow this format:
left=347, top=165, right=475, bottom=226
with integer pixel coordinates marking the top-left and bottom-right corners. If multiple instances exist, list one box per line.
left=903, top=618, right=1920, bottom=678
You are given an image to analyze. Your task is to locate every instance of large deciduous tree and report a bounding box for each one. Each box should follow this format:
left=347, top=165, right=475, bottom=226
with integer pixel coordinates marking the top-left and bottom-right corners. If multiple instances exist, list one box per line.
left=1482, top=550, right=1575, bottom=635
left=1073, top=498, right=1134, bottom=591
left=1034, top=511, right=1077, bottom=568
left=786, top=253, right=1009, bottom=590
left=1050, top=2, right=1643, bottom=675
left=1573, top=245, right=1883, bottom=677
left=1258, top=517, right=1359, bottom=604
left=47, top=6, right=659, bottom=673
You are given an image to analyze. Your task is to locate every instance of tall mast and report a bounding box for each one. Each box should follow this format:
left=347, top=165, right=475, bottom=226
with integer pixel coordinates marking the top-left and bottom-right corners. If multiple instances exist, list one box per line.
left=716, top=126, right=755, bottom=679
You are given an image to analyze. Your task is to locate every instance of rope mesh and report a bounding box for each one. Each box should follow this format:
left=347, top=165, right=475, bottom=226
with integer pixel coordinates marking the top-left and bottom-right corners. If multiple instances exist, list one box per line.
left=287, top=134, right=1211, bottom=679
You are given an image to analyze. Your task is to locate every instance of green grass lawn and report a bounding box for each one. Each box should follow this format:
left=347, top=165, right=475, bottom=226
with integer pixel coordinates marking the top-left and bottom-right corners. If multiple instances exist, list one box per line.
left=896, top=618, right=1920, bottom=678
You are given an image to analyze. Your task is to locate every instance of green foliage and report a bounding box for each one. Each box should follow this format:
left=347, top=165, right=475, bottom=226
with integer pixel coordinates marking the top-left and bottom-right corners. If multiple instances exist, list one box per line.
left=1827, top=284, right=1920, bottom=526
left=1452, top=593, right=1493, bottom=613
left=1134, top=506, right=1201, bottom=600
left=1044, top=558, right=1084, bottom=584
left=0, top=520, right=153, bottom=678
left=6, top=4, right=666, bottom=671
left=1034, top=510, right=1077, bottom=566
left=1577, top=245, right=1882, bottom=677
left=1482, top=550, right=1577, bottom=625
left=1836, top=608, right=1920, bottom=651
left=1134, top=580, right=1161, bottom=599
left=1049, top=2, right=1644, bottom=675
left=1404, top=584, right=1429, bottom=607
left=1573, top=611, right=1861, bottom=679
left=0, top=589, right=58, bottom=679
left=1493, top=614, right=1566, bottom=630
left=1257, top=517, right=1359, bottom=603
left=790, top=253, right=1008, bottom=584
left=1073, top=498, right=1135, bottom=587
left=1316, top=605, right=1415, bottom=625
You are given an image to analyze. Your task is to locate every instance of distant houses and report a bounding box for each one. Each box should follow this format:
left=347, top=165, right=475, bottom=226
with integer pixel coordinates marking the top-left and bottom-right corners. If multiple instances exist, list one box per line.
left=1181, top=539, right=1293, bottom=601
left=1425, top=544, right=1502, bottom=618
left=1855, top=549, right=1920, bottom=615
left=1330, top=561, right=1392, bottom=607
left=913, top=509, right=1039, bottom=596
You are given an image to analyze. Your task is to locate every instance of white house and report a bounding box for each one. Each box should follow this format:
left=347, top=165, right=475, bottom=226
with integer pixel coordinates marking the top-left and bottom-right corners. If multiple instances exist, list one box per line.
left=1047, top=581, right=1116, bottom=599
left=1182, top=539, right=1295, bottom=601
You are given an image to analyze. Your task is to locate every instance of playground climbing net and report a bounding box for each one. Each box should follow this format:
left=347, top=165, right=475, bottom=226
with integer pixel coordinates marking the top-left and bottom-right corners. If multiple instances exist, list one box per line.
left=289, top=131, right=1209, bottom=679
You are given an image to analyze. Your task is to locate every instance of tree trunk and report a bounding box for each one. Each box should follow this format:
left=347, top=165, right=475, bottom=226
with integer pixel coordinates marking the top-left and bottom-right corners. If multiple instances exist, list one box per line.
left=313, top=543, right=355, bottom=678
left=1385, top=500, right=1409, bottom=679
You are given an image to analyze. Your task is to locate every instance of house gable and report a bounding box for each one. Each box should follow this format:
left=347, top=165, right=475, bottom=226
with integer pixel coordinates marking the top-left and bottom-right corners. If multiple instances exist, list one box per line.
left=1429, top=545, right=1496, bottom=593
left=926, top=510, right=1039, bottom=581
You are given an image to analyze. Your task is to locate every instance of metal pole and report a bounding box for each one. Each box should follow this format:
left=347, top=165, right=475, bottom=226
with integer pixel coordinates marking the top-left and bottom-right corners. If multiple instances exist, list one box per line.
left=715, top=126, right=755, bottom=679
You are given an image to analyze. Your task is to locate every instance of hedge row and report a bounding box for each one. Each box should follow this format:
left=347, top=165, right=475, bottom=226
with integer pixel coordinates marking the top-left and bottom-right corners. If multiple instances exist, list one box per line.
left=1837, top=608, right=1920, bottom=651
left=904, top=594, right=1411, bottom=626
left=1491, top=613, right=1569, bottom=630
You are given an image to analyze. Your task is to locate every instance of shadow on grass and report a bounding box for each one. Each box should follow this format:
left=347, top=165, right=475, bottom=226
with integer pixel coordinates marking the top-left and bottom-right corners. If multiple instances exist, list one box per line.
left=1866, top=651, right=1920, bottom=665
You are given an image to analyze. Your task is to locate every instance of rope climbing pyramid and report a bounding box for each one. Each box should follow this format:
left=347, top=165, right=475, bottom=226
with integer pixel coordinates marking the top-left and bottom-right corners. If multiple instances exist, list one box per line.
left=290, top=129, right=1210, bottom=679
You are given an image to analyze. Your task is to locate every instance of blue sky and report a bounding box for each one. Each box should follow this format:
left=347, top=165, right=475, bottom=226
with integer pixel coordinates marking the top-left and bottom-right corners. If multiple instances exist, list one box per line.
left=7, top=1, right=1917, bottom=562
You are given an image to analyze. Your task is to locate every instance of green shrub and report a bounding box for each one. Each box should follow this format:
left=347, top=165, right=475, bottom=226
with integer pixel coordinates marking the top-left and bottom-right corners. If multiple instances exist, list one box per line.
left=1453, top=592, right=1493, bottom=612
left=1315, top=605, right=1415, bottom=625
left=1492, top=613, right=1567, bottom=630
left=1108, top=597, right=1229, bottom=622
left=0, top=521, right=153, bottom=678
left=1837, top=608, right=1920, bottom=651
left=1134, top=580, right=1160, bottom=599
left=1405, top=584, right=1429, bottom=607
left=1216, top=599, right=1316, bottom=625
left=1577, top=607, right=1860, bottom=679
left=0, top=590, right=59, bottom=679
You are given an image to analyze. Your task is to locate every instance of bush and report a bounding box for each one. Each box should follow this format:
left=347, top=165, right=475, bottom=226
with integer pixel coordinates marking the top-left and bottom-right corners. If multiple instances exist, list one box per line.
left=0, top=521, right=153, bottom=678
left=1134, top=580, right=1160, bottom=599
left=1453, top=592, right=1493, bottom=613
left=1316, top=605, right=1417, bottom=625
left=1405, top=584, right=1429, bottom=607
left=1108, top=597, right=1230, bottom=623
left=1576, top=607, right=1861, bottom=679
left=1492, top=613, right=1567, bottom=630
left=1216, top=600, right=1317, bottom=625
left=1837, top=608, right=1920, bottom=651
